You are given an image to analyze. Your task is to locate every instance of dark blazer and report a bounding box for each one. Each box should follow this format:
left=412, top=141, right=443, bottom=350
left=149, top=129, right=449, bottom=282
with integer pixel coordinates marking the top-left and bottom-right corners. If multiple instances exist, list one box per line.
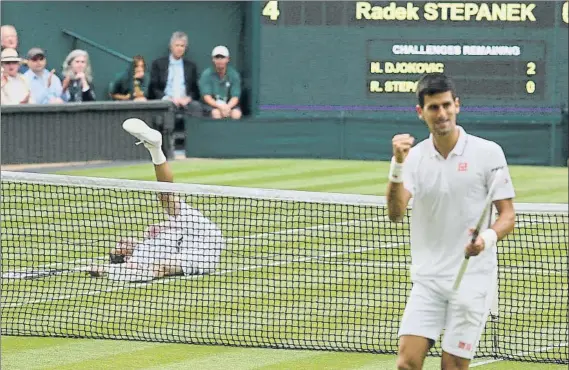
left=147, top=56, right=199, bottom=100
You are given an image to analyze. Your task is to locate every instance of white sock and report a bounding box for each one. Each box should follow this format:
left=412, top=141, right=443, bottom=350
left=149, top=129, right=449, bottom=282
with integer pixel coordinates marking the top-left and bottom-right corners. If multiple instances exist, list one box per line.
left=146, top=145, right=167, bottom=165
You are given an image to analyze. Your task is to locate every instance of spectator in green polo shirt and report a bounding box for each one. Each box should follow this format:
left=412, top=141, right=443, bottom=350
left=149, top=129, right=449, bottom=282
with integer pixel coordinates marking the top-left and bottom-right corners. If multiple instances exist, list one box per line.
left=198, top=46, right=242, bottom=120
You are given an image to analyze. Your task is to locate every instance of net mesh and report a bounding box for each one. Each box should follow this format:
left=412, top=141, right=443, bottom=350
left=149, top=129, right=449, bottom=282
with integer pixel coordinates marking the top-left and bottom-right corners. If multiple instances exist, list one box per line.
left=1, top=171, right=567, bottom=364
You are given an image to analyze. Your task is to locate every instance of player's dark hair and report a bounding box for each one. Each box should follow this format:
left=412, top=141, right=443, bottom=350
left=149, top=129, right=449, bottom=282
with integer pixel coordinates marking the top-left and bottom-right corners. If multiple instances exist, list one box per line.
left=416, top=73, right=457, bottom=107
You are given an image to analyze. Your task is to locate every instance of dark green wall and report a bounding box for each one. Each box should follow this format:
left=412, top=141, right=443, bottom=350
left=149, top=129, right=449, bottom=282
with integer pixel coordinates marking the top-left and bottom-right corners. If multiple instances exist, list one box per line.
left=185, top=114, right=568, bottom=167
left=1, top=1, right=247, bottom=101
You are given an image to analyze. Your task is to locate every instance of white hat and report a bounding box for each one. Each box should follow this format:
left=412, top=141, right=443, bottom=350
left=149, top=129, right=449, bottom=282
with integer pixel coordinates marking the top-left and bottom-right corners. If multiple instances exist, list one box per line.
left=1, top=48, right=21, bottom=63
left=211, top=45, right=229, bottom=58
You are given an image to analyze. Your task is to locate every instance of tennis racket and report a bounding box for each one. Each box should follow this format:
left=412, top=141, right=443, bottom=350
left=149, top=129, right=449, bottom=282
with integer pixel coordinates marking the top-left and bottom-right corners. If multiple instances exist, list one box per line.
left=452, top=168, right=504, bottom=291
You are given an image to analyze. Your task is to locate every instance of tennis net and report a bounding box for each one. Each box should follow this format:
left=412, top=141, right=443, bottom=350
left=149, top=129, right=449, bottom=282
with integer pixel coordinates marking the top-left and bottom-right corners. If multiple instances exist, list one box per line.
left=1, top=171, right=567, bottom=364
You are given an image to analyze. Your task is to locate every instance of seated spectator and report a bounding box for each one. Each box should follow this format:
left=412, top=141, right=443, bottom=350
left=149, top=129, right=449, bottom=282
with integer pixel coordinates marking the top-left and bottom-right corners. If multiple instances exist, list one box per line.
left=1, top=25, right=18, bottom=51
left=147, top=31, right=201, bottom=116
left=23, top=47, right=63, bottom=104
left=1, top=25, right=28, bottom=74
left=199, top=46, right=242, bottom=120
left=110, top=55, right=148, bottom=101
left=61, top=49, right=95, bottom=102
left=1, top=48, right=33, bottom=105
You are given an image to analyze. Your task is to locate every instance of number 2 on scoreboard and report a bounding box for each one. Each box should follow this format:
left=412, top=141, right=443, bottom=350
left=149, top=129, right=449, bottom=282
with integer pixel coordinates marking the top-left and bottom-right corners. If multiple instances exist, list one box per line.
left=263, top=1, right=280, bottom=21
left=526, top=62, right=536, bottom=76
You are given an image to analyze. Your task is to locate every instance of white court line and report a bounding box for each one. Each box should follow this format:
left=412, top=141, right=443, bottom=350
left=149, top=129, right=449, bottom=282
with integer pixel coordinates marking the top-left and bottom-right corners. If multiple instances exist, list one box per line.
left=3, top=242, right=403, bottom=308
left=2, top=216, right=389, bottom=276
left=470, top=342, right=568, bottom=367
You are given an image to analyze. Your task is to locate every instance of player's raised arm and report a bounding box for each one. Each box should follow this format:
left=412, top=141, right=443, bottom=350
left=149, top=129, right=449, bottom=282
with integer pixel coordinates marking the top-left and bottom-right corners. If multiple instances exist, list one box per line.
left=386, top=134, right=414, bottom=222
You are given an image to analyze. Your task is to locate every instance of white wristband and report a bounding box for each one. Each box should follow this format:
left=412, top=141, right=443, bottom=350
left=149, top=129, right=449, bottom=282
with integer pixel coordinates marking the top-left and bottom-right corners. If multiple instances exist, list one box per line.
left=388, top=157, right=404, bottom=183
left=480, top=228, right=498, bottom=252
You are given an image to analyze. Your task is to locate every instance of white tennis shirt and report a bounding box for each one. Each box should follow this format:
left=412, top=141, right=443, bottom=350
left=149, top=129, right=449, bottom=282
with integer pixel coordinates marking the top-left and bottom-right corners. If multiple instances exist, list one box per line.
left=135, top=201, right=225, bottom=273
left=402, top=126, right=515, bottom=281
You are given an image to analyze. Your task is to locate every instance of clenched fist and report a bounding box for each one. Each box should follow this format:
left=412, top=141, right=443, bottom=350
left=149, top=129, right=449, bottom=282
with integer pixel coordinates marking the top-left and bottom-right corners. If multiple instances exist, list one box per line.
left=392, top=134, right=415, bottom=163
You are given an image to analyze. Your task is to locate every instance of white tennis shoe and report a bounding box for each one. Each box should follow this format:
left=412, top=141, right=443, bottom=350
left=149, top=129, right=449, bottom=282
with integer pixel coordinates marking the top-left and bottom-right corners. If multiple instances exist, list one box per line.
left=122, top=118, right=162, bottom=149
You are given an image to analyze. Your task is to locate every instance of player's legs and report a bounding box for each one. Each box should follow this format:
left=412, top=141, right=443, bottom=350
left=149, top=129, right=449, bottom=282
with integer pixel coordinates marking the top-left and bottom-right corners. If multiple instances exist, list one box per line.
left=397, top=336, right=433, bottom=370
left=122, top=117, right=172, bottom=180
left=440, top=352, right=470, bottom=370
left=397, top=280, right=448, bottom=370
left=176, top=238, right=223, bottom=276
left=441, top=270, right=498, bottom=368
left=153, top=263, right=184, bottom=278
left=154, top=161, right=173, bottom=183
left=120, top=239, right=183, bottom=279
left=122, top=118, right=178, bottom=215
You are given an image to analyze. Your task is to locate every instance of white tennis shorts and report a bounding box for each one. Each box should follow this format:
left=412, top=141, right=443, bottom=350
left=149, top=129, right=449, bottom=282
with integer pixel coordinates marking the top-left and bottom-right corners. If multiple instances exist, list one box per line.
left=398, top=269, right=498, bottom=360
left=129, top=233, right=224, bottom=275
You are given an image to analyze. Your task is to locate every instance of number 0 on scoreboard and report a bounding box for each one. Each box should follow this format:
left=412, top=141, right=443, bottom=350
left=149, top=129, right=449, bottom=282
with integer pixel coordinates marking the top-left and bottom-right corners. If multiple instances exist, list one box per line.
left=263, top=1, right=280, bottom=21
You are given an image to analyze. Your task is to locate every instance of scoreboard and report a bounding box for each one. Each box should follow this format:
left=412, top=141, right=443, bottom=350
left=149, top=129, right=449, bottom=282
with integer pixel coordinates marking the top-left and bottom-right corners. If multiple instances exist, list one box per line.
left=258, top=1, right=568, bottom=112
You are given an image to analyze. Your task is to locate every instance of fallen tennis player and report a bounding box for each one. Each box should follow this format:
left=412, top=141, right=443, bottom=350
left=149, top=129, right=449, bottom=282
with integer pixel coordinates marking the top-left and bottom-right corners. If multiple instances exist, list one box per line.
left=88, top=118, right=225, bottom=282
left=386, top=73, right=516, bottom=370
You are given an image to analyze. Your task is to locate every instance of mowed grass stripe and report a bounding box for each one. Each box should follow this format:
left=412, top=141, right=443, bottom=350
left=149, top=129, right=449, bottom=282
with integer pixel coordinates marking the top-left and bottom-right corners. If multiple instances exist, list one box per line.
left=1, top=338, right=158, bottom=370
left=0, top=336, right=73, bottom=352
left=141, top=347, right=319, bottom=370
left=255, top=171, right=382, bottom=192
left=44, top=342, right=238, bottom=370
left=509, top=167, right=568, bottom=203
left=259, top=351, right=399, bottom=370
left=56, top=160, right=372, bottom=183
left=355, top=356, right=445, bottom=370
left=471, top=363, right=566, bottom=370
left=299, top=177, right=386, bottom=193
left=219, top=164, right=373, bottom=188
left=56, top=160, right=568, bottom=202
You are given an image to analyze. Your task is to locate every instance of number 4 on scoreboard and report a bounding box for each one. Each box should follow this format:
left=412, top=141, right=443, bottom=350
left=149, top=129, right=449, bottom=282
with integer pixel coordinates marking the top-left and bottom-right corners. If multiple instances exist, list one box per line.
left=263, top=1, right=280, bottom=21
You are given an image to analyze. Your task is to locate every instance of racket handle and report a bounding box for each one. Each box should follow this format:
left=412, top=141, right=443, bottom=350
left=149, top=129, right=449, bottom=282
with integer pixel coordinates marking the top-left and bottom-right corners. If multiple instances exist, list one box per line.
left=471, top=229, right=480, bottom=244
left=453, top=257, right=470, bottom=291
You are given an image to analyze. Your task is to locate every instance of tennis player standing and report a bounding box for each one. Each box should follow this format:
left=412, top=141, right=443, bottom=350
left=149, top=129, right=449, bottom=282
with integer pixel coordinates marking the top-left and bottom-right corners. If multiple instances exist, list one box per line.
left=386, top=73, right=516, bottom=370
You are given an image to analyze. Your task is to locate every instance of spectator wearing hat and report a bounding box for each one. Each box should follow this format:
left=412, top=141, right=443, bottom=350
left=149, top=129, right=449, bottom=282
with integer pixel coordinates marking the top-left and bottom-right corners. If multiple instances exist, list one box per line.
left=1, top=48, right=33, bottom=105
left=23, top=48, right=63, bottom=104
left=198, top=45, right=242, bottom=120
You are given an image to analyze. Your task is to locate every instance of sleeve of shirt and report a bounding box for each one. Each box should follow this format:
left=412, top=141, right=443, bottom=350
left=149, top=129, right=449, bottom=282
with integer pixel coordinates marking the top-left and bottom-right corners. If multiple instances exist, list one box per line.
left=49, top=76, right=63, bottom=100
left=229, top=71, right=241, bottom=99
left=198, top=70, right=212, bottom=98
left=82, top=87, right=96, bottom=101
left=402, top=148, right=418, bottom=197
left=485, top=142, right=516, bottom=201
